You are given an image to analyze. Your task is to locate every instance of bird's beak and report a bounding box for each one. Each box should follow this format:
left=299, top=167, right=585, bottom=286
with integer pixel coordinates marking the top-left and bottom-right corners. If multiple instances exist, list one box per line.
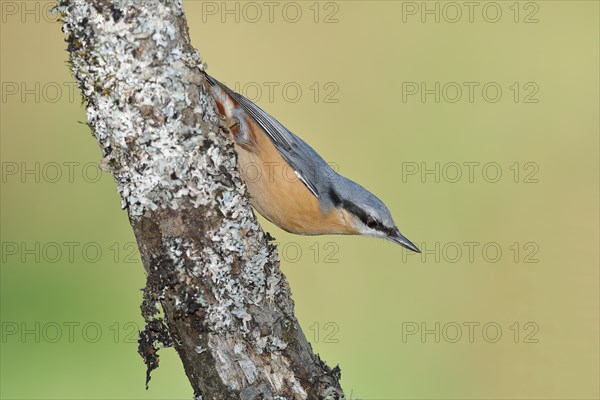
left=388, top=229, right=421, bottom=253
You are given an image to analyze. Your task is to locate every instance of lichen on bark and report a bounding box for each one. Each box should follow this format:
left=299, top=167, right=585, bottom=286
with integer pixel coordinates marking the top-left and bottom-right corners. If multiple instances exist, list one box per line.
left=58, top=0, right=344, bottom=398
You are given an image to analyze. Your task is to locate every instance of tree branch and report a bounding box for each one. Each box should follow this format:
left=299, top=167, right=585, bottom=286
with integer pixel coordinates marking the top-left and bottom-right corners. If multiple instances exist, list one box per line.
left=58, top=0, right=344, bottom=398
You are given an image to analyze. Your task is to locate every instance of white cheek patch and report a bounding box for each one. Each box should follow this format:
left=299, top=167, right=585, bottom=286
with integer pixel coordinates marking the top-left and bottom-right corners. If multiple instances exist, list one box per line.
left=360, top=222, right=388, bottom=238
left=355, top=222, right=384, bottom=238
left=368, top=228, right=387, bottom=239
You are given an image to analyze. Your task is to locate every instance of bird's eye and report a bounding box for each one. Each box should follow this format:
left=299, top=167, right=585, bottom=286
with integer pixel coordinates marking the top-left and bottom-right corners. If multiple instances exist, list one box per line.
left=366, top=218, right=379, bottom=229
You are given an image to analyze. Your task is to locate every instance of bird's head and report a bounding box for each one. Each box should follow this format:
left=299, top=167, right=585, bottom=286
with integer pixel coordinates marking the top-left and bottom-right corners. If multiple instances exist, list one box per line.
left=328, top=179, right=420, bottom=253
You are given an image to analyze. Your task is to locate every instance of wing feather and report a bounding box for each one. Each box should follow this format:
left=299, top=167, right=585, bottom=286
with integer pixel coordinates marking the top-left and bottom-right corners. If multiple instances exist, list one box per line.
left=207, top=74, right=321, bottom=198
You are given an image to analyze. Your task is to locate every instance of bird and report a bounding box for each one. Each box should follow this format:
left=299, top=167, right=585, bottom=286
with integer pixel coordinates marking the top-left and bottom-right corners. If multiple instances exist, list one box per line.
left=205, top=73, right=420, bottom=253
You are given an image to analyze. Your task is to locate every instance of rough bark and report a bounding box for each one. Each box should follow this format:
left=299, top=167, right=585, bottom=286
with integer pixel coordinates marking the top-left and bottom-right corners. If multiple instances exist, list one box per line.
left=58, top=1, right=344, bottom=398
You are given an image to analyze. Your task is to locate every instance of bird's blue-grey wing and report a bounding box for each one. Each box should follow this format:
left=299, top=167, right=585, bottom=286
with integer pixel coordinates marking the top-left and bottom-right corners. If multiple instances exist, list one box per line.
left=207, top=74, right=332, bottom=199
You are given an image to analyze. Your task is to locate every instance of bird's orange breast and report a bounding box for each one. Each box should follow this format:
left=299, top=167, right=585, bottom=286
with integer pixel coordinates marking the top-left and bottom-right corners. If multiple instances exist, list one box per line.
left=234, top=115, right=356, bottom=235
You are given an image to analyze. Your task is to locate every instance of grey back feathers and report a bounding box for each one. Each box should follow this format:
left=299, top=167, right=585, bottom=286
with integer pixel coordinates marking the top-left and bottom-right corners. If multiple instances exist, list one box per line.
left=206, top=74, right=397, bottom=232
left=206, top=74, right=330, bottom=199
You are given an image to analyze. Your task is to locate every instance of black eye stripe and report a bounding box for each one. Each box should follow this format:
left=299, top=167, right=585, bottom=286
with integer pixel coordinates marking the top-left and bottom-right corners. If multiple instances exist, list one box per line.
left=342, top=201, right=368, bottom=225
left=329, top=188, right=388, bottom=232
left=344, top=201, right=383, bottom=231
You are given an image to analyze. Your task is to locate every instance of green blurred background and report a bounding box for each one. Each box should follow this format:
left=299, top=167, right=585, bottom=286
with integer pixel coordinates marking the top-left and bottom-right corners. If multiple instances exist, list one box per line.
left=1, top=1, right=598, bottom=399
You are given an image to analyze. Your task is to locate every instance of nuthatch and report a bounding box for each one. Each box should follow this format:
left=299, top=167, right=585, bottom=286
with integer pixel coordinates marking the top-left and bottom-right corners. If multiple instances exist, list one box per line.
left=205, top=73, right=420, bottom=252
